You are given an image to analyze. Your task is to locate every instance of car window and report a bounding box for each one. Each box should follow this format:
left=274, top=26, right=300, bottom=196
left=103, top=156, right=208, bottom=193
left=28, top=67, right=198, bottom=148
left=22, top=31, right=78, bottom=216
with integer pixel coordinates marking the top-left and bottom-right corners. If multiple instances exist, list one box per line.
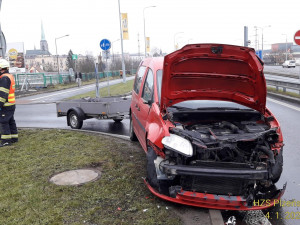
left=133, top=66, right=146, bottom=94
left=142, top=68, right=154, bottom=102
left=156, top=69, right=163, bottom=105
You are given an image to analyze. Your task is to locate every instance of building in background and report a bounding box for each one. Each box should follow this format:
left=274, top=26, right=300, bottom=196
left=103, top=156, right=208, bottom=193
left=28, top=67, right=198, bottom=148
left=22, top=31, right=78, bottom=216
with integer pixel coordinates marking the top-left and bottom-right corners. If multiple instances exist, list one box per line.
left=24, top=21, right=70, bottom=73
left=262, top=42, right=300, bottom=65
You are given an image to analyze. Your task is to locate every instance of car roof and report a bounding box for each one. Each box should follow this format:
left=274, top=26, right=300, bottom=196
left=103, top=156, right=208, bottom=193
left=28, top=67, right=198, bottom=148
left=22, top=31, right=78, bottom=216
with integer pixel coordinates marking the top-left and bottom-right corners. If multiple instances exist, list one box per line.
left=142, top=57, right=164, bottom=72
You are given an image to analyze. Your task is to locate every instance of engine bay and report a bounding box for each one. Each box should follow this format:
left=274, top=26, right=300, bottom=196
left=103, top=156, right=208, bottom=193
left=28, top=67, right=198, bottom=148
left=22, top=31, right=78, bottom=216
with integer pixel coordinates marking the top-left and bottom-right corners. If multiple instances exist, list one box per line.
left=158, top=107, right=283, bottom=199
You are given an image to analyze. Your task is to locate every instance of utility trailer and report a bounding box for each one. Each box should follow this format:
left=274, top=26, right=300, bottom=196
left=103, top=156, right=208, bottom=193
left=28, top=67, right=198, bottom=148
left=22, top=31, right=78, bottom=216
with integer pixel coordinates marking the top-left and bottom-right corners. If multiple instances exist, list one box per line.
left=56, top=96, right=131, bottom=129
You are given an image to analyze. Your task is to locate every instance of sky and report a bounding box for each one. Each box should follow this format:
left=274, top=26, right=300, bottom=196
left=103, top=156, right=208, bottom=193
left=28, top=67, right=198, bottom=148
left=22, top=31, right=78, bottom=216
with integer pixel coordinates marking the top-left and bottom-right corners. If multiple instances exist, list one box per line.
left=1, top=0, right=299, bottom=56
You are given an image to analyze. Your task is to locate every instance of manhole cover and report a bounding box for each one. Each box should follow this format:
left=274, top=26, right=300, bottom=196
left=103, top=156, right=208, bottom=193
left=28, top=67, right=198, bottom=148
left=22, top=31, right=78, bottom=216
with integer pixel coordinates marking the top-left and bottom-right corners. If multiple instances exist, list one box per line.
left=50, top=169, right=101, bottom=186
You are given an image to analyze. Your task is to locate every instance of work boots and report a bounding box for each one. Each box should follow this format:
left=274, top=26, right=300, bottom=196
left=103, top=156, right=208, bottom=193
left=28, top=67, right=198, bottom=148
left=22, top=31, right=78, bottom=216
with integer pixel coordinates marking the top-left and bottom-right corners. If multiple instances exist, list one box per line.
left=0, top=141, right=11, bottom=147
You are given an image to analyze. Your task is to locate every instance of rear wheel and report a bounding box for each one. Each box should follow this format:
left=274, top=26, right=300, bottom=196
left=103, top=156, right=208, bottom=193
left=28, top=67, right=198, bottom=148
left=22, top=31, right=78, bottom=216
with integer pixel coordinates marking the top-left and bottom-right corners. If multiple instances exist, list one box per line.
left=68, top=111, right=83, bottom=129
left=113, top=118, right=123, bottom=122
left=129, top=114, right=138, bottom=141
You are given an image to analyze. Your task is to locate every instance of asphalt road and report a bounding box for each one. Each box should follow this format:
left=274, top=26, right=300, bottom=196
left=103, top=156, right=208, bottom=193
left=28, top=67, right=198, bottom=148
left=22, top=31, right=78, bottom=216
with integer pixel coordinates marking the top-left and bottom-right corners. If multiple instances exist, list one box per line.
left=265, top=65, right=300, bottom=77
left=14, top=74, right=300, bottom=225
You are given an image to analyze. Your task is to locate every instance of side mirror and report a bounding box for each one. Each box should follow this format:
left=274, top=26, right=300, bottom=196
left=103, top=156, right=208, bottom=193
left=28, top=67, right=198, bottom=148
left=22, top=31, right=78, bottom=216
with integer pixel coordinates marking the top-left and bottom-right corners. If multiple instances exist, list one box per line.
left=143, top=99, right=152, bottom=105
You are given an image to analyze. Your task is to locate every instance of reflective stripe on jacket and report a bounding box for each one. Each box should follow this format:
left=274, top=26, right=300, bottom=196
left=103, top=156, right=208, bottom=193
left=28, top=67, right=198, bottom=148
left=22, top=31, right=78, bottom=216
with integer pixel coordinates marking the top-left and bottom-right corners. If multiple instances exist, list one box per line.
left=0, top=73, right=15, bottom=107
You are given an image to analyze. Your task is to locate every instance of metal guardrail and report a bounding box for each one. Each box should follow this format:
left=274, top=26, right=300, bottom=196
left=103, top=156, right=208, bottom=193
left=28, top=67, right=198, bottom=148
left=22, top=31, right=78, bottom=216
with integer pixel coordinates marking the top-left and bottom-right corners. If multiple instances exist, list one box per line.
left=266, top=78, right=300, bottom=94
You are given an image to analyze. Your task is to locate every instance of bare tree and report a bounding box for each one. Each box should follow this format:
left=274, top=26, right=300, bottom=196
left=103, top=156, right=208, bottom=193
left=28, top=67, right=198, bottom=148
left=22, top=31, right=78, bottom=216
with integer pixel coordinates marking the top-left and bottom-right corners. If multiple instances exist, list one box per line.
left=66, top=50, right=75, bottom=70
left=77, top=55, right=95, bottom=73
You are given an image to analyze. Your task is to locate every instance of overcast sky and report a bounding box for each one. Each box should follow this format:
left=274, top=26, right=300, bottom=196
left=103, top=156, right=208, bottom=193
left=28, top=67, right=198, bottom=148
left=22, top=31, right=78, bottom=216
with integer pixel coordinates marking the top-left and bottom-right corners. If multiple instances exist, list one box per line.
left=1, top=0, right=299, bottom=56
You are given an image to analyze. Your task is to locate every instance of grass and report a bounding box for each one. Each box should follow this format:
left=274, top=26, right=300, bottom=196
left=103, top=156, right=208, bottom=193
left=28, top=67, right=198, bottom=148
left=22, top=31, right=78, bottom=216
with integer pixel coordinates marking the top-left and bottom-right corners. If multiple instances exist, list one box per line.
left=68, top=79, right=135, bottom=99
left=16, top=75, right=134, bottom=99
left=0, top=129, right=181, bottom=225
left=267, top=87, right=300, bottom=99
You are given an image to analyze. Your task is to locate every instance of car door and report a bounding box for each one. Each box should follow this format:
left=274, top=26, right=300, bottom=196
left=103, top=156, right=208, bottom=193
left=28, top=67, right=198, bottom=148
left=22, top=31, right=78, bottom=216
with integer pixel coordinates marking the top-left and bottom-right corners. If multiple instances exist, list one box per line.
left=136, top=68, right=154, bottom=150
left=131, top=65, right=147, bottom=143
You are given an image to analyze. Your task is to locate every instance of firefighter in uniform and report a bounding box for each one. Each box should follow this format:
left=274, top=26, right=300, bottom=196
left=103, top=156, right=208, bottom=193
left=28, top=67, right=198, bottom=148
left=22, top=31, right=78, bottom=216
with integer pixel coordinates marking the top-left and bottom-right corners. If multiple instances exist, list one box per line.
left=0, top=59, right=18, bottom=147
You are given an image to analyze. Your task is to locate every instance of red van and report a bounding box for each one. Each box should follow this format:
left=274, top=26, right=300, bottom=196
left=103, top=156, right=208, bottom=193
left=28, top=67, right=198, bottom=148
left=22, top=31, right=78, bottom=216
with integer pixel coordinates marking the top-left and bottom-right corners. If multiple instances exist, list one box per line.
left=129, top=44, right=285, bottom=210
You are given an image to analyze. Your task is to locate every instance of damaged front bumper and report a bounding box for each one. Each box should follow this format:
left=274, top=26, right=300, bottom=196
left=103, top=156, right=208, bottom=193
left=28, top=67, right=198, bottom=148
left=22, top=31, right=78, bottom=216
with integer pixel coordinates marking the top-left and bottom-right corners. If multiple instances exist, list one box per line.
left=161, top=163, right=268, bottom=180
left=144, top=179, right=287, bottom=210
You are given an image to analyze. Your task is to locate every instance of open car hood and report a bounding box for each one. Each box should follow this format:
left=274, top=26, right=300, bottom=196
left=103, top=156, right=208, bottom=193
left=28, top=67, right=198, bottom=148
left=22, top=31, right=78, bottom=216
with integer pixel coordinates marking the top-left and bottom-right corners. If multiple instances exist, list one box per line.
left=161, top=44, right=266, bottom=114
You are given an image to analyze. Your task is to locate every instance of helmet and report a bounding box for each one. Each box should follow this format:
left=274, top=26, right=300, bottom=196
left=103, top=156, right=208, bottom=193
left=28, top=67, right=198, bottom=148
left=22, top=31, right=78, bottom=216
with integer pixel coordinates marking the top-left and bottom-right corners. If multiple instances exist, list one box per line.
left=0, top=59, right=10, bottom=69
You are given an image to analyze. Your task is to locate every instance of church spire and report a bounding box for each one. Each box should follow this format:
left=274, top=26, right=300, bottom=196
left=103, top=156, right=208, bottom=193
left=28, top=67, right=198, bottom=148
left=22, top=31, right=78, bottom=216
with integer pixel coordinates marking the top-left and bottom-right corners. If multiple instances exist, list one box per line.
left=40, top=20, right=49, bottom=53
left=41, top=21, right=45, bottom=40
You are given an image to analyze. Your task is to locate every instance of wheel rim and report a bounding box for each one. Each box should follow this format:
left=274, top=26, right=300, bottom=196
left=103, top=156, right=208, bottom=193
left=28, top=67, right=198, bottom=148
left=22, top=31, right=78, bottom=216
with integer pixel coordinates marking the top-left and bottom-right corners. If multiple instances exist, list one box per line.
left=70, top=114, right=78, bottom=127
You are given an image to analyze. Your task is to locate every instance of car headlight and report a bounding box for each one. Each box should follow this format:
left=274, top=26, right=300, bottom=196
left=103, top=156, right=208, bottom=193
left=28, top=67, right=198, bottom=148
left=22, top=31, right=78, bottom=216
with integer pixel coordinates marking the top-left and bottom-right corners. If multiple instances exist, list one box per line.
left=162, top=134, right=193, bottom=157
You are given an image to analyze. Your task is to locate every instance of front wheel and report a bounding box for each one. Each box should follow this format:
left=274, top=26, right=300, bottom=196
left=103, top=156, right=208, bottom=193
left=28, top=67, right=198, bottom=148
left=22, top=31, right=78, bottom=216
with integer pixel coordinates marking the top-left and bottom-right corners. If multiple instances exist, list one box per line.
left=113, top=118, right=123, bottom=122
left=68, top=111, right=83, bottom=129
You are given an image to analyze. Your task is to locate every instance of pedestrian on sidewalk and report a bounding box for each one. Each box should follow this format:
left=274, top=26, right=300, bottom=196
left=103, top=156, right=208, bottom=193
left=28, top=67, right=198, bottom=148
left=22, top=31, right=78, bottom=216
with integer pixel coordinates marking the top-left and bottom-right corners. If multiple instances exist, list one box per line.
left=78, top=72, right=82, bottom=87
left=75, top=72, right=82, bottom=87
left=0, top=59, right=18, bottom=147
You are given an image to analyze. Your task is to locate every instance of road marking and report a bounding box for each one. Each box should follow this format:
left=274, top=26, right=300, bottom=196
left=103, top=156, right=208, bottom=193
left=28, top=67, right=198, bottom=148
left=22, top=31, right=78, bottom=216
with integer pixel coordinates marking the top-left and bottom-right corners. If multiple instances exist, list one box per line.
left=268, top=97, right=300, bottom=112
left=30, top=85, right=94, bottom=100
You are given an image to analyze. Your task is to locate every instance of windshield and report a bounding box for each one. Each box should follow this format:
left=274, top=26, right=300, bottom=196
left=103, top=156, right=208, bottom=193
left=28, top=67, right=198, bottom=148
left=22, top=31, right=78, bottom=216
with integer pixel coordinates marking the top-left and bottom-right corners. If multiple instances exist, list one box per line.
left=169, top=100, right=256, bottom=111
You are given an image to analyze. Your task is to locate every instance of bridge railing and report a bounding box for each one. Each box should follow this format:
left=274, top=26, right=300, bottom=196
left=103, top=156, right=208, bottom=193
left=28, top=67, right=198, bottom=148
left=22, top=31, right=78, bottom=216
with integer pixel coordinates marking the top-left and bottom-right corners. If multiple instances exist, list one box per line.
left=13, top=69, right=137, bottom=89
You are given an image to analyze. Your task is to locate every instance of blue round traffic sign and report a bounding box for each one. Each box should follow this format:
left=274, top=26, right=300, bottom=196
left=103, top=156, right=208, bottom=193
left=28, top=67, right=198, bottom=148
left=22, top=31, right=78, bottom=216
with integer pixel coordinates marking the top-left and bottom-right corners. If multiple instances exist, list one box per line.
left=100, top=39, right=111, bottom=50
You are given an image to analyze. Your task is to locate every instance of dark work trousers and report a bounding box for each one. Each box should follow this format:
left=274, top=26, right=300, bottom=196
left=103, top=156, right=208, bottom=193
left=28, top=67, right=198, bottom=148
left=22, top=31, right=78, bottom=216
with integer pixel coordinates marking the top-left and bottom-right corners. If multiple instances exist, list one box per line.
left=0, top=107, right=18, bottom=143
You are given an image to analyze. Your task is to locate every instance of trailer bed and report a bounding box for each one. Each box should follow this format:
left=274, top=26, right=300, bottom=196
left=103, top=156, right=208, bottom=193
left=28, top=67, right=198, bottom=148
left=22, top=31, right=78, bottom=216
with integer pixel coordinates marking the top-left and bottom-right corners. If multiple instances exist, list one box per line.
left=56, top=95, right=131, bottom=129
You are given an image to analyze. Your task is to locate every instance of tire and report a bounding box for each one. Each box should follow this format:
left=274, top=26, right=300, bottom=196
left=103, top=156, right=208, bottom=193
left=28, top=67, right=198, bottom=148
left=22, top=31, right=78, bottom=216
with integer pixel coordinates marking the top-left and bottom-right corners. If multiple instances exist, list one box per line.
left=129, top=114, right=138, bottom=141
left=146, top=146, right=172, bottom=195
left=271, top=150, right=283, bottom=183
left=113, top=118, right=123, bottom=122
left=146, top=146, right=159, bottom=189
left=68, top=111, right=83, bottom=129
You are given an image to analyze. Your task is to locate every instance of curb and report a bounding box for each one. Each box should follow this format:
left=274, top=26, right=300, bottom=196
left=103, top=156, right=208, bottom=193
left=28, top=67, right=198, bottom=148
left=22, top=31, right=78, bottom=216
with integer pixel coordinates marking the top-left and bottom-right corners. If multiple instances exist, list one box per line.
left=267, top=92, right=300, bottom=105
left=19, top=127, right=130, bottom=141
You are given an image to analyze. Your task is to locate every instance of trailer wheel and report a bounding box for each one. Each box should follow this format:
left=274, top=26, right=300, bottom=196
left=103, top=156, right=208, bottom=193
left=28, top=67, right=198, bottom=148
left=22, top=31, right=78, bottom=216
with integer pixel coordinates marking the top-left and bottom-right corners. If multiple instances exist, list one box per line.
left=68, top=111, right=83, bottom=129
left=113, top=119, right=123, bottom=122
left=129, top=114, right=138, bottom=141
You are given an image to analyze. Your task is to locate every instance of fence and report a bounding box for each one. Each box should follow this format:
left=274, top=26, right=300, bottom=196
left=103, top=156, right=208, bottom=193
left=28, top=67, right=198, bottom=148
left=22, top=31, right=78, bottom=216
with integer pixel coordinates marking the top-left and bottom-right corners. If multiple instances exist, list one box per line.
left=13, top=69, right=137, bottom=89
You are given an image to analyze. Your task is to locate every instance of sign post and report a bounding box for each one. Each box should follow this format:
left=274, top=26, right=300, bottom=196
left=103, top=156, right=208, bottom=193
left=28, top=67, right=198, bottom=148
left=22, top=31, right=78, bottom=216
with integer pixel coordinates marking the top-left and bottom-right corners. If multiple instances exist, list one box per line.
left=294, top=30, right=300, bottom=80
left=72, top=54, right=78, bottom=74
left=100, top=39, right=111, bottom=96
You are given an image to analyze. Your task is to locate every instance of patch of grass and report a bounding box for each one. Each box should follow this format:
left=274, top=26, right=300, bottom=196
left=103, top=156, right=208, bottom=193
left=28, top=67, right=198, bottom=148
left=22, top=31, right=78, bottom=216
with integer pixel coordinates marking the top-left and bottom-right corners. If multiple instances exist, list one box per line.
left=267, top=87, right=300, bottom=99
left=68, top=79, right=135, bottom=99
left=0, top=129, right=181, bottom=225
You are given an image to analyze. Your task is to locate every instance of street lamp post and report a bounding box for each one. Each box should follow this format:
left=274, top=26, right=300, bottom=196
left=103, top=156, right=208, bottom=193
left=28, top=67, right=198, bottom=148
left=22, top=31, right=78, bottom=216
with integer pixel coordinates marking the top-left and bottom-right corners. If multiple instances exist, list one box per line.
left=55, top=34, right=69, bottom=74
left=255, top=25, right=271, bottom=61
left=143, top=6, right=156, bottom=57
left=118, top=0, right=126, bottom=82
left=282, top=34, right=288, bottom=61
left=174, top=32, right=184, bottom=50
